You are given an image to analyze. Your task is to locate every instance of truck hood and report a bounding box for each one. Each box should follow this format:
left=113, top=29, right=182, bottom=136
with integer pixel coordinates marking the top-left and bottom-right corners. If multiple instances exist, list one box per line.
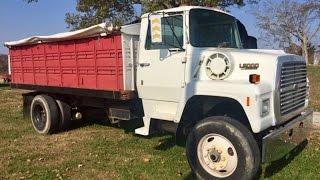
left=190, top=47, right=305, bottom=91
left=205, top=48, right=288, bottom=56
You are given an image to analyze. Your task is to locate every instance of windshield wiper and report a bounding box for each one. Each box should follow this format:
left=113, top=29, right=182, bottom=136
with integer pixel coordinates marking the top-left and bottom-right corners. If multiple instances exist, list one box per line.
left=217, top=42, right=230, bottom=48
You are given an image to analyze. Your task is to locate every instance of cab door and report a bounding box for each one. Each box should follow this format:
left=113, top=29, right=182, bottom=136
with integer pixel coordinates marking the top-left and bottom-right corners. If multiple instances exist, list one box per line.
left=137, top=14, right=186, bottom=120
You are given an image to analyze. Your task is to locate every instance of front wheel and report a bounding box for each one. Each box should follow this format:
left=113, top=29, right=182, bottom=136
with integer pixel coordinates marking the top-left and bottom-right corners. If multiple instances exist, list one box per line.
left=186, top=116, right=260, bottom=180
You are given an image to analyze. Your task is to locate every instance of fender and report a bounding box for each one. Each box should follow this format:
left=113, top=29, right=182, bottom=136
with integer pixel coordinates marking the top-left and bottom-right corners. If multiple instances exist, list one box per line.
left=174, top=80, right=275, bottom=133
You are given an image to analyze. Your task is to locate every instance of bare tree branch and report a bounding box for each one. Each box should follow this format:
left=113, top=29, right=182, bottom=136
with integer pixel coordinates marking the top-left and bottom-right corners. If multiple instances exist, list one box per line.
left=253, top=0, right=320, bottom=64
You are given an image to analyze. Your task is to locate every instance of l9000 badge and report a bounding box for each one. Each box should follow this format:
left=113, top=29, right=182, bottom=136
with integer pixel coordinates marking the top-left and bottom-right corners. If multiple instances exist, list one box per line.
left=239, top=63, right=259, bottom=70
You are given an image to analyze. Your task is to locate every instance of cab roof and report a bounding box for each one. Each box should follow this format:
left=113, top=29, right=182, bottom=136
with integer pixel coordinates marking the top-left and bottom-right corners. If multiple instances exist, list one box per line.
left=141, top=6, right=233, bottom=18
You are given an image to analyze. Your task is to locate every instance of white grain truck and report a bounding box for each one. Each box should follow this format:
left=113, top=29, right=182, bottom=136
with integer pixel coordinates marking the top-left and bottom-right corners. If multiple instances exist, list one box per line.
left=5, top=6, right=313, bottom=179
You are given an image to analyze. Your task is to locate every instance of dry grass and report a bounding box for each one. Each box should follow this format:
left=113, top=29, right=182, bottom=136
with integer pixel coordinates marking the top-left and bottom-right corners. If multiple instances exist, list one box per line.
left=308, top=66, right=320, bottom=111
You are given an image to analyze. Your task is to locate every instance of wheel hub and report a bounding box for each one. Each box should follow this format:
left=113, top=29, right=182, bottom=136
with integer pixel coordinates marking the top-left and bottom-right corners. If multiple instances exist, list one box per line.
left=209, top=150, right=221, bottom=163
left=206, top=147, right=228, bottom=171
left=197, top=134, right=238, bottom=178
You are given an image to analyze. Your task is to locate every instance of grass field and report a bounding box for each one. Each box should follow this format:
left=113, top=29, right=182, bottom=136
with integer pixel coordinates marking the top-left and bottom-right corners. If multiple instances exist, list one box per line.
left=308, top=66, right=320, bottom=112
left=0, top=67, right=320, bottom=179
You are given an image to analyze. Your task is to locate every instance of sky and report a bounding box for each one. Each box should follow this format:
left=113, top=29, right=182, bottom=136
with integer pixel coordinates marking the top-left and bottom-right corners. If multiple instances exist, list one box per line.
left=0, top=0, right=261, bottom=54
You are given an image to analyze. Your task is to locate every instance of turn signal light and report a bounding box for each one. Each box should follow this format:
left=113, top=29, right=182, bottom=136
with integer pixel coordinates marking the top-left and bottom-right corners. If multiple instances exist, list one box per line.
left=249, top=74, right=260, bottom=84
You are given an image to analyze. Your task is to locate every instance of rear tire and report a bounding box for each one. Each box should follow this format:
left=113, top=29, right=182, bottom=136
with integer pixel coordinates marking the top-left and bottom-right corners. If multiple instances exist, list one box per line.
left=30, top=95, right=59, bottom=134
left=186, top=116, right=260, bottom=180
left=56, top=100, right=72, bottom=131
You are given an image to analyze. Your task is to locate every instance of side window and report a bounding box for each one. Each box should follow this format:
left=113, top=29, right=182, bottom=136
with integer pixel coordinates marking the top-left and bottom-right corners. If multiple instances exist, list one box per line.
left=237, top=21, right=249, bottom=48
left=145, top=15, right=183, bottom=50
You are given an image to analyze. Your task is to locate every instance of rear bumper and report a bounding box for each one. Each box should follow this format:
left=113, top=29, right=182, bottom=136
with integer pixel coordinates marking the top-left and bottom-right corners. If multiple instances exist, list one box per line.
left=262, top=109, right=313, bottom=163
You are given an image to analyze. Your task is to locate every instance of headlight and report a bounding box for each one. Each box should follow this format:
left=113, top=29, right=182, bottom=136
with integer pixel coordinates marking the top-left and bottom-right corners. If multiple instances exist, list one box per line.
left=261, top=99, right=270, bottom=117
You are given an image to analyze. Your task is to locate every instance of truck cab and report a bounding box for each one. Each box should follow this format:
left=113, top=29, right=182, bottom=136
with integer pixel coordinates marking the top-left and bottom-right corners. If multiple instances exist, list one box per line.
left=136, top=6, right=309, bottom=134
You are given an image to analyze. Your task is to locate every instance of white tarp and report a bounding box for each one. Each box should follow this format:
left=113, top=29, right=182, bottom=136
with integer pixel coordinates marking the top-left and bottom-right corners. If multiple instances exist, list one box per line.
left=121, top=23, right=141, bottom=36
left=4, top=23, right=121, bottom=47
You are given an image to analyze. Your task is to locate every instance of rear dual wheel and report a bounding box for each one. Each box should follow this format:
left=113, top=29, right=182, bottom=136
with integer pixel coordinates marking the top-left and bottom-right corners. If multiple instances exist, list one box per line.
left=56, top=99, right=72, bottom=131
left=30, top=95, right=71, bottom=134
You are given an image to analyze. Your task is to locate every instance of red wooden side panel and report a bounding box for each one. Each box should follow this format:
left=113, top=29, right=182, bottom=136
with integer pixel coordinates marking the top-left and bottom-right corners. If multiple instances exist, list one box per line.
left=10, top=47, right=23, bottom=83
left=33, top=44, right=46, bottom=85
left=9, top=34, right=124, bottom=91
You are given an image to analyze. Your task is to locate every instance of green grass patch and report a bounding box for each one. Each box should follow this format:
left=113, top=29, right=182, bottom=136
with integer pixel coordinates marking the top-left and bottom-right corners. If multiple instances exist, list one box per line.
left=0, top=67, right=320, bottom=179
left=0, top=84, right=10, bottom=89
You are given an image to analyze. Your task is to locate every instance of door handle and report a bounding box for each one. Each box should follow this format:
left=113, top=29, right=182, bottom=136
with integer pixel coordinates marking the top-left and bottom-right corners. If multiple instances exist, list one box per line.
left=139, top=63, right=150, bottom=67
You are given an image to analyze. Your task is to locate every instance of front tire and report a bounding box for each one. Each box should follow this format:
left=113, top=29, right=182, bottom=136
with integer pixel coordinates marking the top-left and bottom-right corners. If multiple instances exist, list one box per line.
left=186, top=116, right=260, bottom=180
left=30, top=95, right=59, bottom=134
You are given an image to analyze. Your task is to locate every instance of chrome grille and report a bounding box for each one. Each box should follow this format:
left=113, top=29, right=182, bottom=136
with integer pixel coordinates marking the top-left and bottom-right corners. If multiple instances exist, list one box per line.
left=280, top=61, right=307, bottom=115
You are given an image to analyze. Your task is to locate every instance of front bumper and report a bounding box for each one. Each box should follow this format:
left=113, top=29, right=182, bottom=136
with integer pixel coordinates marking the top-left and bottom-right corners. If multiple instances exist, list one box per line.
left=262, top=109, right=313, bottom=163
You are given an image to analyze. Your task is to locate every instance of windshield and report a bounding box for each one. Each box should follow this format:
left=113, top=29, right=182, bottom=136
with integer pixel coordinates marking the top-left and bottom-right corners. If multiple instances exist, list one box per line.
left=189, top=9, right=241, bottom=48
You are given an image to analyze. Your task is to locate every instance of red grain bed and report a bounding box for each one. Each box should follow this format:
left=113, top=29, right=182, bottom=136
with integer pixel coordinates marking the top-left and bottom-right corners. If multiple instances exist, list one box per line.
left=9, top=34, right=124, bottom=91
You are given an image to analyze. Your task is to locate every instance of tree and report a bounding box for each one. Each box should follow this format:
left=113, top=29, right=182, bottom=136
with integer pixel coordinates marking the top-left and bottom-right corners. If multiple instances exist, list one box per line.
left=64, top=0, right=136, bottom=30
left=25, top=0, right=257, bottom=30
left=25, top=0, right=137, bottom=29
left=141, top=0, right=253, bottom=12
left=253, top=0, right=320, bottom=64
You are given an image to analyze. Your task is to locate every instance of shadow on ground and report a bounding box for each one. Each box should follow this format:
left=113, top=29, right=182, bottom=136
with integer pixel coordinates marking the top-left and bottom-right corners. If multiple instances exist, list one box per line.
left=0, top=83, right=10, bottom=88
left=66, top=107, right=182, bottom=150
left=68, top=107, right=171, bottom=136
left=70, top=107, right=143, bottom=132
left=257, top=140, right=308, bottom=179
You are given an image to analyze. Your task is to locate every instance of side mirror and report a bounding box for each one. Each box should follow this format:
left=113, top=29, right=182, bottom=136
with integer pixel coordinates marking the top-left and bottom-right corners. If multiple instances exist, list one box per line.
left=247, top=36, right=257, bottom=49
